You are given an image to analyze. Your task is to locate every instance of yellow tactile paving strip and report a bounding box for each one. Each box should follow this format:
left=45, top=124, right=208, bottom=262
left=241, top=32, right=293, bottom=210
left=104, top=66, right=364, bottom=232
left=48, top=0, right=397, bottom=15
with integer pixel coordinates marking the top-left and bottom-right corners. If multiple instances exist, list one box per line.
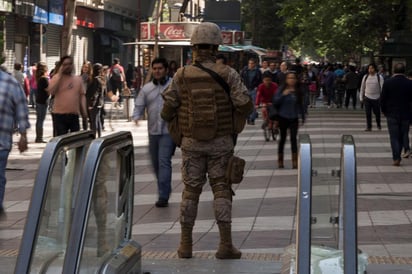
left=1, top=249, right=411, bottom=265
left=0, top=249, right=18, bottom=257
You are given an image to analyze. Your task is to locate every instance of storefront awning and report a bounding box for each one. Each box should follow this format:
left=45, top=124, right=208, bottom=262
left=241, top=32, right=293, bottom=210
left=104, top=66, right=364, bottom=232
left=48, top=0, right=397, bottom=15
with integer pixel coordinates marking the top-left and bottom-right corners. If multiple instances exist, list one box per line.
left=124, top=41, right=267, bottom=55
left=123, top=41, right=191, bottom=46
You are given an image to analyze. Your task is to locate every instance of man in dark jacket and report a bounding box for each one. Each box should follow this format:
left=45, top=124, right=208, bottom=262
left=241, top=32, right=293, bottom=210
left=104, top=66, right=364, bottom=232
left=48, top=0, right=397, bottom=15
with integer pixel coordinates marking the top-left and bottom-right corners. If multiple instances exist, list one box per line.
left=241, top=58, right=262, bottom=125
left=380, top=63, right=412, bottom=166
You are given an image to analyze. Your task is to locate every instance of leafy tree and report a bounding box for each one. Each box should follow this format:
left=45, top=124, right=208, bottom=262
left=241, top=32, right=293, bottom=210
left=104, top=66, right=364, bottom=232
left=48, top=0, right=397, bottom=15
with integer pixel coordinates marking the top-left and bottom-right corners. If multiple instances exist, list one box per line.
left=241, top=0, right=284, bottom=49
left=277, top=0, right=410, bottom=62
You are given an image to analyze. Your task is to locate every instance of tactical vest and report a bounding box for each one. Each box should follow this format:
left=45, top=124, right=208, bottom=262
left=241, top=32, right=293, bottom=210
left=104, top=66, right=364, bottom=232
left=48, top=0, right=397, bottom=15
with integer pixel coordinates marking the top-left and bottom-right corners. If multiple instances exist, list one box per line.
left=176, top=63, right=233, bottom=141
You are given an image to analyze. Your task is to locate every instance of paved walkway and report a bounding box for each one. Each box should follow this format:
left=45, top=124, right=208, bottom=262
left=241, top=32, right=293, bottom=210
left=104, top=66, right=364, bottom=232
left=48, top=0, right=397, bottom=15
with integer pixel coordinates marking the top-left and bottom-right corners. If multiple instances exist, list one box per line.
left=1, top=101, right=412, bottom=273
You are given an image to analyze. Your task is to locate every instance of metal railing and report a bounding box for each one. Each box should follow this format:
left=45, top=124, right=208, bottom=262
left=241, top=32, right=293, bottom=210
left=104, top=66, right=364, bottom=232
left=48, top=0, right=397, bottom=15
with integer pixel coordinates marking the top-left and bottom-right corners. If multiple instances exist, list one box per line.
left=15, top=131, right=95, bottom=274
left=63, top=131, right=137, bottom=274
left=338, top=135, right=358, bottom=273
left=295, top=134, right=358, bottom=274
left=296, top=134, right=312, bottom=274
left=15, top=131, right=140, bottom=274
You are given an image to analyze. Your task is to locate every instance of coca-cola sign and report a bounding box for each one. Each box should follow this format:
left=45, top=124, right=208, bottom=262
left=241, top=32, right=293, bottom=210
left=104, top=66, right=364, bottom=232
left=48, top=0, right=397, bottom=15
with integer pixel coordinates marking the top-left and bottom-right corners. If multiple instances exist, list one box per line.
left=141, top=23, right=190, bottom=40
left=140, top=23, right=245, bottom=45
left=163, top=26, right=185, bottom=39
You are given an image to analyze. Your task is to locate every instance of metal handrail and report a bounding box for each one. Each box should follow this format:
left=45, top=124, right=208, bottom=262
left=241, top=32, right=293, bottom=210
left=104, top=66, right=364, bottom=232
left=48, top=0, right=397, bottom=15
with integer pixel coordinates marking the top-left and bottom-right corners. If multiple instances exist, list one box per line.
left=338, top=135, right=358, bottom=273
left=62, top=131, right=134, bottom=274
left=15, top=131, right=95, bottom=274
left=296, top=134, right=312, bottom=274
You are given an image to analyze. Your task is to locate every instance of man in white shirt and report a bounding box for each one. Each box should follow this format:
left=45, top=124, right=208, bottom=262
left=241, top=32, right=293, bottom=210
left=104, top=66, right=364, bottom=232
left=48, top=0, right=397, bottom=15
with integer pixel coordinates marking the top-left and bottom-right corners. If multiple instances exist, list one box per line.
left=133, top=57, right=175, bottom=208
left=359, top=63, right=384, bottom=131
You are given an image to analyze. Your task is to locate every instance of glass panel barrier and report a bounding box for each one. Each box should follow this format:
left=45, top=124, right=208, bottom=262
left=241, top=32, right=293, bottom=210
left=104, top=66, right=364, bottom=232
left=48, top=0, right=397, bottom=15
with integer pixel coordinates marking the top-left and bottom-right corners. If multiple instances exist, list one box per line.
left=339, top=135, right=358, bottom=273
left=15, top=131, right=95, bottom=274
left=62, top=131, right=138, bottom=274
left=310, top=143, right=340, bottom=250
left=294, top=134, right=360, bottom=274
left=296, top=134, right=312, bottom=274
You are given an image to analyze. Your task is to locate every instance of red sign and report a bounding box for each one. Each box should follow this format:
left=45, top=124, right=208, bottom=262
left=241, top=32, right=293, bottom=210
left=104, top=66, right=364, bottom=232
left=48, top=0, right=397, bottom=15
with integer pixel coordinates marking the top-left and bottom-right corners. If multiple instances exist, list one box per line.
left=76, top=19, right=95, bottom=29
left=141, top=23, right=245, bottom=45
left=141, top=23, right=189, bottom=40
left=221, top=31, right=233, bottom=45
left=234, top=31, right=244, bottom=44
left=221, top=31, right=244, bottom=45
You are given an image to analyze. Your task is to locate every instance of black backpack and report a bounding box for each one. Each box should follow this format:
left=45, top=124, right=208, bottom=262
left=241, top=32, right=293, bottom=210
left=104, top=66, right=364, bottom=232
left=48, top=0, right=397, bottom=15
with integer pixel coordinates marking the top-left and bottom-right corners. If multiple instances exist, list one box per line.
left=111, top=67, right=122, bottom=82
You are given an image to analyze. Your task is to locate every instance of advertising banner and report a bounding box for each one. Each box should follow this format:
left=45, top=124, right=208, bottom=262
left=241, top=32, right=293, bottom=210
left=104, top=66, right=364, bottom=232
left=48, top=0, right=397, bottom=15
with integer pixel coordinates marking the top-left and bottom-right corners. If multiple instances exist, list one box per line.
left=33, top=0, right=48, bottom=24
left=49, top=0, right=64, bottom=26
left=141, top=23, right=191, bottom=40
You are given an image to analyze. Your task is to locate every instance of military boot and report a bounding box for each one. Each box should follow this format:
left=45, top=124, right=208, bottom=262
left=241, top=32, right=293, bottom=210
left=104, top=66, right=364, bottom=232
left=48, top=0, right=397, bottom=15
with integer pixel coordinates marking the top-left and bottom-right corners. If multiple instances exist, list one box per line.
left=177, top=225, right=193, bottom=258
left=215, top=223, right=241, bottom=259
left=292, top=153, right=298, bottom=169
left=278, top=153, right=284, bottom=169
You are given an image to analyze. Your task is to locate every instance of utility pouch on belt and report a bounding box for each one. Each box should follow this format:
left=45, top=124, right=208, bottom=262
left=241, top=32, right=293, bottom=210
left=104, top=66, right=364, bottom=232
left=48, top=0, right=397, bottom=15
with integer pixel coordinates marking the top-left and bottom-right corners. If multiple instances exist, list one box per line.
left=167, top=116, right=182, bottom=147
left=226, top=155, right=246, bottom=184
left=233, top=110, right=247, bottom=134
left=189, top=88, right=217, bottom=140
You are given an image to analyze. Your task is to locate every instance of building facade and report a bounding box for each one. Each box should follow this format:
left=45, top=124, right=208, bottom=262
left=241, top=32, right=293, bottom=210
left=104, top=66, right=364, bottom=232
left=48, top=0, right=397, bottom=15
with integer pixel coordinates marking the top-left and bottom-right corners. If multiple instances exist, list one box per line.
left=0, top=0, right=139, bottom=74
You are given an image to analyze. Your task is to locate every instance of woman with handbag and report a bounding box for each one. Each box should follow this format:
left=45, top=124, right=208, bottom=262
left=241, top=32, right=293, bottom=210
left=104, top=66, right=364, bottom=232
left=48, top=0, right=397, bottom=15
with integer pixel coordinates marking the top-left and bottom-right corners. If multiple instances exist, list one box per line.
left=273, top=71, right=305, bottom=169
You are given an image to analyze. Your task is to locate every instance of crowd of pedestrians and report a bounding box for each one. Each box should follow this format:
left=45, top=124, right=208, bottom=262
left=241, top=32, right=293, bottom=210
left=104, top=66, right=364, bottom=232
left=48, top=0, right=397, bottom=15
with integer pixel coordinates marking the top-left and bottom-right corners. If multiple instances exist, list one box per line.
left=247, top=58, right=412, bottom=167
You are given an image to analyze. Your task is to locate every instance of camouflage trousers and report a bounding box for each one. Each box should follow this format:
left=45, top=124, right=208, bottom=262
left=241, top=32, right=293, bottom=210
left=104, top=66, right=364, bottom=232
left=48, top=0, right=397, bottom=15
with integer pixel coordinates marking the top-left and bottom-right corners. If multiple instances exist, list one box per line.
left=180, top=135, right=234, bottom=226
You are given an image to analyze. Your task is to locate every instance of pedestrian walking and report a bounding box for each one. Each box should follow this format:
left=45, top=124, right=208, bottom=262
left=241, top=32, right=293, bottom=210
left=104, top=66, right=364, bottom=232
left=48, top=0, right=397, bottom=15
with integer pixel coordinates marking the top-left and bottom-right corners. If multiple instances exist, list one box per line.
left=241, top=58, right=262, bottom=125
left=0, top=69, right=30, bottom=219
left=343, top=65, right=359, bottom=109
left=359, top=63, right=384, bottom=131
left=47, top=55, right=88, bottom=136
left=12, top=62, right=25, bottom=90
left=86, top=63, right=118, bottom=138
left=380, top=63, right=412, bottom=166
left=28, top=63, right=37, bottom=108
left=133, top=57, right=175, bottom=208
left=161, top=22, right=253, bottom=259
left=109, top=58, right=126, bottom=106
left=273, top=71, right=305, bottom=169
left=34, top=62, right=49, bottom=143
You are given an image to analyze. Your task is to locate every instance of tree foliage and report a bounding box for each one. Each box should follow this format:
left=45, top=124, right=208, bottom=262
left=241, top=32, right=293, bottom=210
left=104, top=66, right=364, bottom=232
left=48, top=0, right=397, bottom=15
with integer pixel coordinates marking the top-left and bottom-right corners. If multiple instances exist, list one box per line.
left=241, top=0, right=284, bottom=49
left=277, top=0, right=410, bottom=61
left=241, top=0, right=411, bottom=62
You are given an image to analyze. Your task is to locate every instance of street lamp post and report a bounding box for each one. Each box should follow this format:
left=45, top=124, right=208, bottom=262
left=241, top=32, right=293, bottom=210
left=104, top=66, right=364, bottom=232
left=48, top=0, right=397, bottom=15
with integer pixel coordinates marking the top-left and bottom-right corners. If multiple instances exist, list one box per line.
left=154, top=0, right=163, bottom=58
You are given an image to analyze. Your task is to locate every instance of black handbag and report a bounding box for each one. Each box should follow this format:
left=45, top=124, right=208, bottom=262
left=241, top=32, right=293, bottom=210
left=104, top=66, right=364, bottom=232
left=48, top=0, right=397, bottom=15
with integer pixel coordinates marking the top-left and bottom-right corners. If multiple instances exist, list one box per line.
left=268, top=105, right=279, bottom=121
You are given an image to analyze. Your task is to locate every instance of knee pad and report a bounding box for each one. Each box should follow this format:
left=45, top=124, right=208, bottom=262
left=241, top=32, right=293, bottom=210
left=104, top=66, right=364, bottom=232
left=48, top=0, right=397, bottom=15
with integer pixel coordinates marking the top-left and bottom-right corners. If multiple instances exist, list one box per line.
left=180, top=185, right=202, bottom=226
left=182, top=185, right=202, bottom=202
left=210, top=180, right=232, bottom=201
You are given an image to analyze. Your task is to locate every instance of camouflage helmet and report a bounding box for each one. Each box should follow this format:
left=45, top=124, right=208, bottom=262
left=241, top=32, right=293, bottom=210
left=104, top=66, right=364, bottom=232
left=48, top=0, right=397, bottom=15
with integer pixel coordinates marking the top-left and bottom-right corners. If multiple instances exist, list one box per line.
left=191, top=22, right=223, bottom=46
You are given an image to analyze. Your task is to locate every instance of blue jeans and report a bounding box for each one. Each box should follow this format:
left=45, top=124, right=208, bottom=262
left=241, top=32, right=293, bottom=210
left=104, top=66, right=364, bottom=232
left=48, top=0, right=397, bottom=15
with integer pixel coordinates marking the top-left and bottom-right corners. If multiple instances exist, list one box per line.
left=0, top=149, right=10, bottom=209
left=326, top=87, right=335, bottom=106
left=247, top=88, right=257, bottom=122
left=386, top=117, right=410, bottom=161
left=36, top=103, right=47, bottom=140
left=403, top=124, right=410, bottom=152
left=29, top=88, right=37, bottom=107
left=148, top=134, right=175, bottom=201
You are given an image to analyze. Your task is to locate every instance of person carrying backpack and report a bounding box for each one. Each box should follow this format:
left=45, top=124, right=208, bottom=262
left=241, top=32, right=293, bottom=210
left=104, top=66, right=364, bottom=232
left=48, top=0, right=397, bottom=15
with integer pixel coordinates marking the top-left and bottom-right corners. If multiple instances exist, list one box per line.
left=109, top=58, right=125, bottom=106
left=359, top=63, right=384, bottom=131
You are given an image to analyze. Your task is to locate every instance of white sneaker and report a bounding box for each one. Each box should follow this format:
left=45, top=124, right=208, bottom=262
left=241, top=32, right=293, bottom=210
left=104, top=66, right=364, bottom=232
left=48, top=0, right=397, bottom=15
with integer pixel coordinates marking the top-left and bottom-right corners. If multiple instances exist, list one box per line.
left=401, top=150, right=410, bottom=158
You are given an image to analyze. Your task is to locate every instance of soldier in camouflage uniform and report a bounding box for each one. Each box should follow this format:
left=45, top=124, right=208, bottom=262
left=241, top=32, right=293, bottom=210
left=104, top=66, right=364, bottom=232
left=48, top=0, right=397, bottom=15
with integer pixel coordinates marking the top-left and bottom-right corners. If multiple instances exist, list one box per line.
left=161, top=22, right=253, bottom=259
